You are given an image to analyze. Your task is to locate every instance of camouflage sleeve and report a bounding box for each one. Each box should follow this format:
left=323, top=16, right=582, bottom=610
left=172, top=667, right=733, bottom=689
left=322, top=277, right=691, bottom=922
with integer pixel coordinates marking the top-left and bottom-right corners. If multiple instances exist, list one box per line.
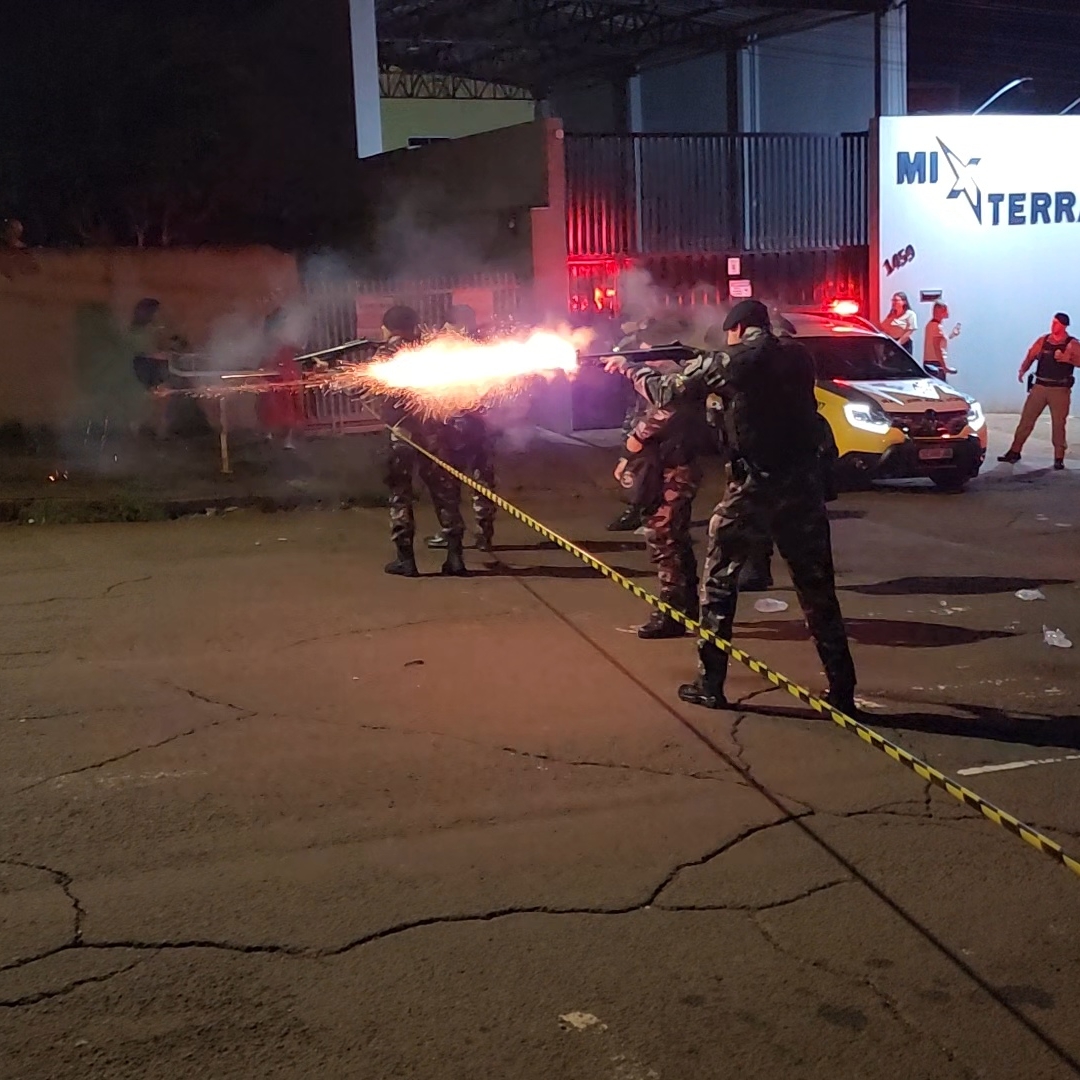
left=629, top=406, right=676, bottom=445
left=627, top=350, right=728, bottom=408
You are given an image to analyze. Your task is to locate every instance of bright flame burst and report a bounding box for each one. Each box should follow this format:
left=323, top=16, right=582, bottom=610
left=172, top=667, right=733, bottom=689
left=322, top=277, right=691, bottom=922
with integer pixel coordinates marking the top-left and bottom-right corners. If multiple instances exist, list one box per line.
left=356, top=327, right=592, bottom=418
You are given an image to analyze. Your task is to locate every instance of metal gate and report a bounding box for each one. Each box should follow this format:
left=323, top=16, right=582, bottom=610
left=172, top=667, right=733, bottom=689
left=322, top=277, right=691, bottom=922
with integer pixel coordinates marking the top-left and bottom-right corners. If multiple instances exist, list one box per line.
left=298, top=271, right=526, bottom=435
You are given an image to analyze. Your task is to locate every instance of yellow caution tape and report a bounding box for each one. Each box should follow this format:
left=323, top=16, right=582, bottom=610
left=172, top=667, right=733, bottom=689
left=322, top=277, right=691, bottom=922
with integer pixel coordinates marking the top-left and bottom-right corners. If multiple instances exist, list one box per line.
left=386, top=421, right=1080, bottom=879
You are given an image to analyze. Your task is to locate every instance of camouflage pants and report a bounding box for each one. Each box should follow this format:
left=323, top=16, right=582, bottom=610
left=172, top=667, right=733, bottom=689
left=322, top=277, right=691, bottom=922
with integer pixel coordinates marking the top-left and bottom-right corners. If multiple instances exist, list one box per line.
left=386, top=437, right=464, bottom=547
left=698, top=466, right=855, bottom=696
left=459, top=431, right=497, bottom=536
left=643, top=463, right=700, bottom=606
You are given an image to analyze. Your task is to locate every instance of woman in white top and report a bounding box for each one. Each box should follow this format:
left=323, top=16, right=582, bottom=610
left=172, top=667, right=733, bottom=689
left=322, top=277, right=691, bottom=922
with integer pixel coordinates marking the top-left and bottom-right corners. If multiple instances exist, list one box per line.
left=882, top=291, right=917, bottom=354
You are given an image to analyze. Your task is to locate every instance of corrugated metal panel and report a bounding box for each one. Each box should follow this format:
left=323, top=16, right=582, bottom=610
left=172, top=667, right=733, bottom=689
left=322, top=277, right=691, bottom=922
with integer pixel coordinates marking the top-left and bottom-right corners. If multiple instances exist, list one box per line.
left=566, top=132, right=867, bottom=256
left=301, top=272, right=524, bottom=352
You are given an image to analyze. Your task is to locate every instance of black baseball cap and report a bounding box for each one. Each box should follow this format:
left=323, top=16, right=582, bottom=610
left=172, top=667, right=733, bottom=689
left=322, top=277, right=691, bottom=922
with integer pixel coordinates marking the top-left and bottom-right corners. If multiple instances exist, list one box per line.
left=722, top=299, right=771, bottom=332
left=1054, top=311, right=1070, bottom=327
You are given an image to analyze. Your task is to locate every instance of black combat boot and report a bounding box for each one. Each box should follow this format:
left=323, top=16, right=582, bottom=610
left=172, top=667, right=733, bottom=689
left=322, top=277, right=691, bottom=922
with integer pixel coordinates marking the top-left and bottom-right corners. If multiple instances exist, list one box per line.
left=440, top=536, right=469, bottom=577
left=426, top=531, right=449, bottom=549
left=738, top=545, right=774, bottom=592
left=607, top=506, right=645, bottom=532
left=637, top=609, right=686, bottom=639
left=677, top=679, right=729, bottom=709
left=384, top=542, right=419, bottom=578
left=638, top=586, right=693, bottom=639
left=822, top=648, right=860, bottom=717
left=677, top=630, right=730, bottom=709
left=823, top=688, right=860, bottom=718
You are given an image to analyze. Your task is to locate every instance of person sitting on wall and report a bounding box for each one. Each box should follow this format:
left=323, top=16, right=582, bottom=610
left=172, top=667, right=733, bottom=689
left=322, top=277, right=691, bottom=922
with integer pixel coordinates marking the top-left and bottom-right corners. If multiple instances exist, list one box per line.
left=128, top=297, right=186, bottom=438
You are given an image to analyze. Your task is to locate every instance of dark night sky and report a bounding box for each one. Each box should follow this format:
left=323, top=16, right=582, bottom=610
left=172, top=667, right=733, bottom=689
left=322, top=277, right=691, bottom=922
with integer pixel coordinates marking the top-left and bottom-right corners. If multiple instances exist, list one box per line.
left=2, top=0, right=1076, bottom=246
left=907, top=0, right=1080, bottom=113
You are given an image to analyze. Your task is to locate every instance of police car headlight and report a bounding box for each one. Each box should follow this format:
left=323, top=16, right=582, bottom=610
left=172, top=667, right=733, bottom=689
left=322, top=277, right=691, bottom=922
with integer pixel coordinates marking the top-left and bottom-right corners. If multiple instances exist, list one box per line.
left=966, top=401, right=986, bottom=431
left=843, top=401, right=892, bottom=434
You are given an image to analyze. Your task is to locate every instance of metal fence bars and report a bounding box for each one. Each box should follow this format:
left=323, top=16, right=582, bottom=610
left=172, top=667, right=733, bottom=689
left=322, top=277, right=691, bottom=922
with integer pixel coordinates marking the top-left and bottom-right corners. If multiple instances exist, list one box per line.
left=566, top=132, right=868, bottom=257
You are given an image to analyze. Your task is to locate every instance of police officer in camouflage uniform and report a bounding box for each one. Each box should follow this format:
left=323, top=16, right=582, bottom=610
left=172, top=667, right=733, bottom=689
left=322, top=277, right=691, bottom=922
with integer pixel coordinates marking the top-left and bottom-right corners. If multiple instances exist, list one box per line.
left=607, top=316, right=686, bottom=533
left=379, top=305, right=468, bottom=578
left=618, top=364, right=711, bottom=639
left=606, top=299, right=857, bottom=715
left=426, top=304, right=498, bottom=552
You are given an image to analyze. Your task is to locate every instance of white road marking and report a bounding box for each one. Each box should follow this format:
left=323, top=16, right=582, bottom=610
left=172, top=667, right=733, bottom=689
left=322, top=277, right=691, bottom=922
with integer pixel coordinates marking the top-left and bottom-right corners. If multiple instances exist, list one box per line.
left=957, top=755, right=1080, bottom=776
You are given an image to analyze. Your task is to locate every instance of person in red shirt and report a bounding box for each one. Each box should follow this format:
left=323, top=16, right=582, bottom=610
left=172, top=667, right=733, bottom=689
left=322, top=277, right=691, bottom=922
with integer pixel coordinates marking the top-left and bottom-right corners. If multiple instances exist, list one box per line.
left=257, top=309, right=304, bottom=449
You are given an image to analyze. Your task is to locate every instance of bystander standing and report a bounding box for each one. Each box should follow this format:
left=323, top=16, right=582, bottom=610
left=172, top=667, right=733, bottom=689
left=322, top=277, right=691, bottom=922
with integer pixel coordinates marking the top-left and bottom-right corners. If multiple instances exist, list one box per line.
left=999, top=312, right=1080, bottom=471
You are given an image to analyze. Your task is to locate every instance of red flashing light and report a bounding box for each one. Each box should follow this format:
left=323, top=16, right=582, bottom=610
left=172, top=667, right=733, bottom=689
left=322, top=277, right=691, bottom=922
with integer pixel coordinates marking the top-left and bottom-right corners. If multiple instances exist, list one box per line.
left=828, top=299, right=860, bottom=317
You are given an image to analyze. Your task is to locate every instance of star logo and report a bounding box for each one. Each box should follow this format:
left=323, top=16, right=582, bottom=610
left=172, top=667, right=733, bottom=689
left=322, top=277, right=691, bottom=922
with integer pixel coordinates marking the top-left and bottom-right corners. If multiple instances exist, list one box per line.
left=936, top=138, right=982, bottom=223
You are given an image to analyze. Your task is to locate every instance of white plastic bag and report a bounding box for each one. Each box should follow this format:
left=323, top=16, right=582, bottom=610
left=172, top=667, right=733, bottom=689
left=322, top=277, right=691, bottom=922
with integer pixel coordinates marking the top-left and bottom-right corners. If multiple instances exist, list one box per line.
left=1015, top=589, right=1046, bottom=601
left=753, top=598, right=789, bottom=614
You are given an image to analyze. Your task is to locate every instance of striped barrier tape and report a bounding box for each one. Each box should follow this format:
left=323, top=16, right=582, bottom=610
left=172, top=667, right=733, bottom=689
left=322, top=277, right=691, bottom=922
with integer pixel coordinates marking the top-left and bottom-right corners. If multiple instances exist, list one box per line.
left=385, top=419, right=1080, bottom=880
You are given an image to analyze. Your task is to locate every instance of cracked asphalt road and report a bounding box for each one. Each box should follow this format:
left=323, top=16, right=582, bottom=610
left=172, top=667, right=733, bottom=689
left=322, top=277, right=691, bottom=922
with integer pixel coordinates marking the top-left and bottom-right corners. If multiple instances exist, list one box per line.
left=2, top=427, right=1080, bottom=1079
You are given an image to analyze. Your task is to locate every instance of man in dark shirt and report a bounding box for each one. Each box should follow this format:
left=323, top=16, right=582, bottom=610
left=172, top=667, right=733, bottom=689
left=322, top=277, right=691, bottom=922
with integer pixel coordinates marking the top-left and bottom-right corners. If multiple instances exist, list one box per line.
left=999, top=312, right=1080, bottom=471
left=605, top=299, right=857, bottom=715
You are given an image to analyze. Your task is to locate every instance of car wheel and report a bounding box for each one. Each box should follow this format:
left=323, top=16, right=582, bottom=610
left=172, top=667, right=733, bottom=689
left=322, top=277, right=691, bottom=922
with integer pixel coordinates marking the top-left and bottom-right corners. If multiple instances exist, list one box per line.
left=931, top=469, right=969, bottom=492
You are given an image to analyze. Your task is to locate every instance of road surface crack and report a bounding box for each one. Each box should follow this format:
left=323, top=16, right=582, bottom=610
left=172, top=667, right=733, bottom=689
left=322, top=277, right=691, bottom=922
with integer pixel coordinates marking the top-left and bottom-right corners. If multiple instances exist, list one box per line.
left=13, top=685, right=254, bottom=795
left=657, top=878, right=850, bottom=913
left=0, top=859, right=85, bottom=945
left=309, top=715, right=746, bottom=789
left=0, top=815, right=808, bottom=969
left=0, top=576, right=153, bottom=608
left=496, top=744, right=742, bottom=787
left=0, top=960, right=143, bottom=1009
left=750, top=913, right=982, bottom=1079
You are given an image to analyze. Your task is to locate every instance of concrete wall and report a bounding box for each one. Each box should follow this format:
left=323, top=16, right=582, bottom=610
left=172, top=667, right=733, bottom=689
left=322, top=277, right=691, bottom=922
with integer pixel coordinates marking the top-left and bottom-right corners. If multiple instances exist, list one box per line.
left=353, top=119, right=556, bottom=283
left=0, top=248, right=299, bottom=426
left=746, top=16, right=877, bottom=134
left=380, top=99, right=537, bottom=152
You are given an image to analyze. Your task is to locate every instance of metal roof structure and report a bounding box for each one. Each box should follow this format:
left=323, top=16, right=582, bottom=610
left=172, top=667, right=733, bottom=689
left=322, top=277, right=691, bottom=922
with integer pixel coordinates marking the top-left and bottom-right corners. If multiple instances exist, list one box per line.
left=375, top=0, right=892, bottom=97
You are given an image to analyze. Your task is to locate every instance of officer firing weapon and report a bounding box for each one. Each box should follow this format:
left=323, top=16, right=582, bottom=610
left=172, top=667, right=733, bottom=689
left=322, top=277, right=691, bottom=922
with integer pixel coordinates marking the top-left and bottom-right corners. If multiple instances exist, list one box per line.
left=295, top=338, right=378, bottom=364
left=578, top=344, right=698, bottom=366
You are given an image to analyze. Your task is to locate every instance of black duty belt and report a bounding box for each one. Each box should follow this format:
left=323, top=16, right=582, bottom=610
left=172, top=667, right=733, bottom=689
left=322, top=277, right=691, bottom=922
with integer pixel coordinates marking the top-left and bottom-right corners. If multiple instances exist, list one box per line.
left=1035, top=377, right=1074, bottom=388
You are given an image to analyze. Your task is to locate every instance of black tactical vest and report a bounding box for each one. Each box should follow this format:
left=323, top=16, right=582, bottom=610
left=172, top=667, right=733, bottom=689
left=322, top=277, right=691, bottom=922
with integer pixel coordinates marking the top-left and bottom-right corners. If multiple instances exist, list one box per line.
left=1035, top=335, right=1076, bottom=388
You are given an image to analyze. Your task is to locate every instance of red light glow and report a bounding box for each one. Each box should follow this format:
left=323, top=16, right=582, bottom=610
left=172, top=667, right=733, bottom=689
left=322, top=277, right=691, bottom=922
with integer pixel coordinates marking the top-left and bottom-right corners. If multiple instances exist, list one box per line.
left=828, top=299, right=861, bottom=317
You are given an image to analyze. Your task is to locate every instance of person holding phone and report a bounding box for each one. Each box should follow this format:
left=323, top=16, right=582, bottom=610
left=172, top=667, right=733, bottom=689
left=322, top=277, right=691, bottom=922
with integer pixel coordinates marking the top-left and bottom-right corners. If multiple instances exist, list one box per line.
left=923, top=301, right=960, bottom=380
left=881, top=292, right=917, bottom=353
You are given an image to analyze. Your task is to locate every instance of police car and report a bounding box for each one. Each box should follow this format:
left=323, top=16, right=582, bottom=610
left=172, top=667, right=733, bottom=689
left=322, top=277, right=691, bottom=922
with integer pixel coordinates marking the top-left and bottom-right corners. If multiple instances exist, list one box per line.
left=782, top=306, right=988, bottom=491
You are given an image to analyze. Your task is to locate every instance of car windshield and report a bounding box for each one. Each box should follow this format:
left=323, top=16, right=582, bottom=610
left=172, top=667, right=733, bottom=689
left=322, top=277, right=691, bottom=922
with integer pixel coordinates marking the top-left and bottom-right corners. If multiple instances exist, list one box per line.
left=802, top=334, right=928, bottom=382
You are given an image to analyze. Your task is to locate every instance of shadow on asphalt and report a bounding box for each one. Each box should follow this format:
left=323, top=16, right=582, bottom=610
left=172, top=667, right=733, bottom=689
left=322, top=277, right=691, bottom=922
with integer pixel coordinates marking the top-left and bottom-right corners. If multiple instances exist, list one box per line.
left=492, top=539, right=645, bottom=555
left=842, top=575, right=1074, bottom=596
left=730, top=699, right=1080, bottom=753
left=737, top=617, right=1016, bottom=648
left=474, top=562, right=653, bottom=580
